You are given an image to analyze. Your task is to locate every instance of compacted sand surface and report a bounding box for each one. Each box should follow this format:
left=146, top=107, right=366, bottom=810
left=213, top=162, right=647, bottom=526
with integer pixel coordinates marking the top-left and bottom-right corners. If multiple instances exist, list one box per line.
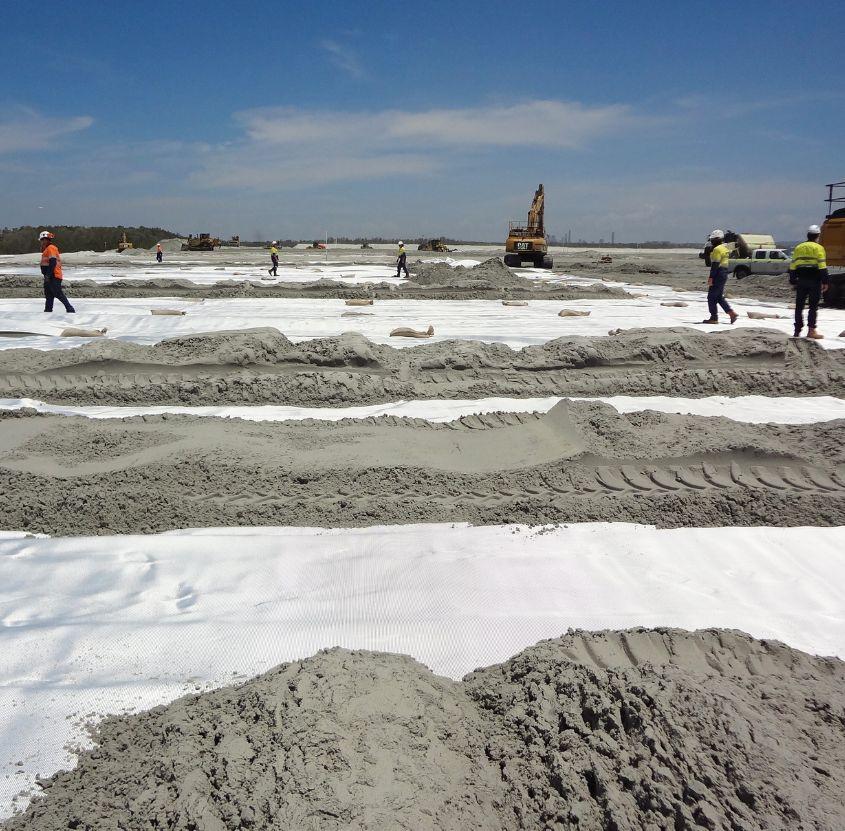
left=1, top=399, right=843, bottom=534
left=5, top=628, right=844, bottom=831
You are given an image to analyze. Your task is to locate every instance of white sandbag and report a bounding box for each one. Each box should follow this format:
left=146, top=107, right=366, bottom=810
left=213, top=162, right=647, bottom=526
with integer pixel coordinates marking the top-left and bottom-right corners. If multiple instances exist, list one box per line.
left=60, top=327, right=107, bottom=338
left=390, top=325, right=434, bottom=339
left=747, top=311, right=787, bottom=320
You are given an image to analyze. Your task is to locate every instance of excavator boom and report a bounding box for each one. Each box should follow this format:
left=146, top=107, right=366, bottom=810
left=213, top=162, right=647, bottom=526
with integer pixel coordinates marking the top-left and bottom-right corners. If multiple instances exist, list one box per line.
left=526, top=184, right=545, bottom=235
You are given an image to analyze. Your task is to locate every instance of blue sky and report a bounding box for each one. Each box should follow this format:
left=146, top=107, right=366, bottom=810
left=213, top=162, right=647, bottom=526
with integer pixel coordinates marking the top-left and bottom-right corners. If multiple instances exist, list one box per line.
left=1, top=0, right=843, bottom=242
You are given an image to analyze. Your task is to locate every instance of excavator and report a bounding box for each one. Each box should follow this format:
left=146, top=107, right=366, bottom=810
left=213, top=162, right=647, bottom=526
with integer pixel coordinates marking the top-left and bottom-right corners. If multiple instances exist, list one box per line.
left=504, top=184, right=553, bottom=269
left=820, top=180, right=845, bottom=306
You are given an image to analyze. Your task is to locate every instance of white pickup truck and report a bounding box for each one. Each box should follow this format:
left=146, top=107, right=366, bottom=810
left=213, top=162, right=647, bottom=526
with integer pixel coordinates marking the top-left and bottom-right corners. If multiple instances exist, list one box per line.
left=730, top=247, right=791, bottom=280
left=700, top=232, right=791, bottom=279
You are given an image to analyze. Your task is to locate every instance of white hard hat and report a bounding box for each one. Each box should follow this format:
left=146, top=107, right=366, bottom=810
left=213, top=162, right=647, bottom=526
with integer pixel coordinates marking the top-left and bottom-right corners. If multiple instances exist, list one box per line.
left=39, top=230, right=54, bottom=240
left=709, top=229, right=724, bottom=240
left=398, top=241, right=404, bottom=246
left=272, top=240, right=278, bottom=245
left=808, top=224, right=821, bottom=235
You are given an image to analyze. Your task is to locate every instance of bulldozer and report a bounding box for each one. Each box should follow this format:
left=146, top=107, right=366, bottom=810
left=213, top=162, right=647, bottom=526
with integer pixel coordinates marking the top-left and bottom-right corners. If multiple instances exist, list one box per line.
left=820, top=179, right=845, bottom=306
left=181, top=233, right=221, bottom=252
left=504, top=184, right=553, bottom=268
left=417, top=238, right=454, bottom=253
left=116, top=232, right=133, bottom=252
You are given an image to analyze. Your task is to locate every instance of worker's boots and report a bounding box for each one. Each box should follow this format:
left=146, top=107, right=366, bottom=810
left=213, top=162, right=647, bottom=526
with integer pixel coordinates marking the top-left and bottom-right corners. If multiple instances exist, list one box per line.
left=701, top=317, right=719, bottom=324
left=728, top=310, right=739, bottom=324
left=806, top=328, right=824, bottom=340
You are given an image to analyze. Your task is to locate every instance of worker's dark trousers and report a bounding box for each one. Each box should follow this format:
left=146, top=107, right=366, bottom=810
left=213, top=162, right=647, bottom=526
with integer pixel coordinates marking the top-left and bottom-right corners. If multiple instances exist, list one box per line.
left=707, top=270, right=732, bottom=318
left=396, top=259, right=409, bottom=278
left=794, top=277, right=822, bottom=332
left=43, top=277, right=75, bottom=312
left=156, top=252, right=163, bottom=263
left=269, top=256, right=278, bottom=276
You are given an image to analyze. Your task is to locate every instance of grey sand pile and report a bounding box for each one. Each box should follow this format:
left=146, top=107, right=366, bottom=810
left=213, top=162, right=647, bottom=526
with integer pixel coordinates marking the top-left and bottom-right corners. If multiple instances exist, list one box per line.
left=5, top=629, right=844, bottom=831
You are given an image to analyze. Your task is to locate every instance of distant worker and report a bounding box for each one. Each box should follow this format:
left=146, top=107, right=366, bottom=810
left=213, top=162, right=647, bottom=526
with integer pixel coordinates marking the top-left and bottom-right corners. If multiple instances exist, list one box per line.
left=702, top=229, right=738, bottom=324
left=156, top=243, right=163, bottom=263
left=268, top=241, right=279, bottom=277
left=396, top=241, right=409, bottom=279
left=790, top=224, right=829, bottom=339
left=39, top=230, right=75, bottom=314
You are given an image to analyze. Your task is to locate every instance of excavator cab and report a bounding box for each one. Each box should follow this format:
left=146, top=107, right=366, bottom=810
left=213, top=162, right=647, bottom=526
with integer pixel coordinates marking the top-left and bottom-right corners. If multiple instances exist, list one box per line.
left=820, top=181, right=845, bottom=266
left=504, top=184, right=553, bottom=269
left=820, top=180, right=845, bottom=305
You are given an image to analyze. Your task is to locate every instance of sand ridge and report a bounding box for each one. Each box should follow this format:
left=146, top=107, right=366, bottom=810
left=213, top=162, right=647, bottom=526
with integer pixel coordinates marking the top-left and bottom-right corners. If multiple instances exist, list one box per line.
left=0, top=327, right=841, bottom=407
left=1, top=400, right=842, bottom=534
left=5, top=628, right=844, bottom=831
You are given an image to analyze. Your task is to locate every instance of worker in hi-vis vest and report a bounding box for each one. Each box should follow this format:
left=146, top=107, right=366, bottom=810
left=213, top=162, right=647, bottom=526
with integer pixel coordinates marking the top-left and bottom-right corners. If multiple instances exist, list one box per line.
left=789, top=224, right=829, bottom=339
left=268, top=241, right=279, bottom=276
left=39, top=230, right=75, bottom=313
left=396, top=241, right=409, bottom=279
left=702, top=229, right=738, bottom=324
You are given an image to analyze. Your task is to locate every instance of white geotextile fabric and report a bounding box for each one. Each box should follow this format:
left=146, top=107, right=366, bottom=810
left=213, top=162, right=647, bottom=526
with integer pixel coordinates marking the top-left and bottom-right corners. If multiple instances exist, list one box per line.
left=1, top=290, right=843, bottom=351
left=0, top=262, right=405, bottom=286
left=1, top=522, right=844, bottom=817
left=2, top=394, right=845, bottom=425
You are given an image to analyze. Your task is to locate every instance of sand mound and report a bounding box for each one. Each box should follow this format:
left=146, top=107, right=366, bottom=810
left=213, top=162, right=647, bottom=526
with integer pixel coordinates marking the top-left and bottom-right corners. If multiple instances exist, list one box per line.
left=409, top=257, right=532, bottom=289
left=155, top=238, right=187, bottom=253
left=7, top=629, right=844, bottom=831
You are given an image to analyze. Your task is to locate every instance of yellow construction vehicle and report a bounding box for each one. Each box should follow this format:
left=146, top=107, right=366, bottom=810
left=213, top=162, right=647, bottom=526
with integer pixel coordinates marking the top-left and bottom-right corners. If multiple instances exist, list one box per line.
left=504, top=184, right=553, bottom=269
left=181, top=233, right=221, bottom=252
left=417, top=238, right=454, bottom=253
left=820, top=180, right=845, bottom=306
left=117, top=232, right=133, bottom=252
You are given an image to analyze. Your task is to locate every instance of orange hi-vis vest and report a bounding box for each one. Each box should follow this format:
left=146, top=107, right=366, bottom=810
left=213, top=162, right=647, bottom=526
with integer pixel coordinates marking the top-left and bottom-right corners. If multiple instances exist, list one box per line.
left=41, top=243, right=63, bottom=279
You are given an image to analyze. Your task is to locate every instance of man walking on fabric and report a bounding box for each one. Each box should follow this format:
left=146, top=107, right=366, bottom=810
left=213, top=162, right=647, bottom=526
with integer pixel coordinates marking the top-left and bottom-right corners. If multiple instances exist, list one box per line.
left=790, top=224, right=829, bottom=340
left=268, top=241, right=279, bottom=277
left=396, top=241, right=409, bottom=279
left=702, top=230, right=738, bottom=324
left=39, top=231, right=75, bottom=313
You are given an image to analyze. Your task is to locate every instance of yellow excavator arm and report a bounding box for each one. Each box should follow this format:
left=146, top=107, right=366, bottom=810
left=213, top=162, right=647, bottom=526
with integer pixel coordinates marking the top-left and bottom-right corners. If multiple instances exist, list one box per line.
left=527, top=184, right=545, bottom=235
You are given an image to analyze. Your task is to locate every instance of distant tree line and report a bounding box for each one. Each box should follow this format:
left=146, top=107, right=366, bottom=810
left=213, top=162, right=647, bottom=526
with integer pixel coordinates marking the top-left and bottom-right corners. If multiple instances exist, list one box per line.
left=0, top=225, right=181, bottom=255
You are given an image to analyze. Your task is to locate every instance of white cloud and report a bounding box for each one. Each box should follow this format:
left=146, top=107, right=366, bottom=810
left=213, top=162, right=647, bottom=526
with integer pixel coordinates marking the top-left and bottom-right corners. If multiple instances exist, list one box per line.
left=0, top=109, right=93, bottom=154
left=197, top=100, right=637, bottom=192
left=320, top=39, right=365, bottom=79
left=238, top=100, right=634, bottom=149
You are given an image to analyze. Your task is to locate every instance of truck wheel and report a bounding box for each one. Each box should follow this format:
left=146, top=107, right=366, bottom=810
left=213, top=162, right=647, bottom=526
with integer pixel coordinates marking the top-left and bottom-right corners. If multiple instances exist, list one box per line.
left=503, top=254, right=521, bottom=268
left=540, top=254, right=553, bottom=269
left=733, top=266, right=750, bottom=280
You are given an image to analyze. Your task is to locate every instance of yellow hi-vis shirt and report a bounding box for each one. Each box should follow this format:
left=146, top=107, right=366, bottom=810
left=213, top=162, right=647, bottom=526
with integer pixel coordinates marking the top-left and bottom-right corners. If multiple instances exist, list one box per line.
left=270, top=246, right=278, bottom=256
left=789, top=241, right=827, bottom=272
left=710, top=242, right=731, bottom=267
